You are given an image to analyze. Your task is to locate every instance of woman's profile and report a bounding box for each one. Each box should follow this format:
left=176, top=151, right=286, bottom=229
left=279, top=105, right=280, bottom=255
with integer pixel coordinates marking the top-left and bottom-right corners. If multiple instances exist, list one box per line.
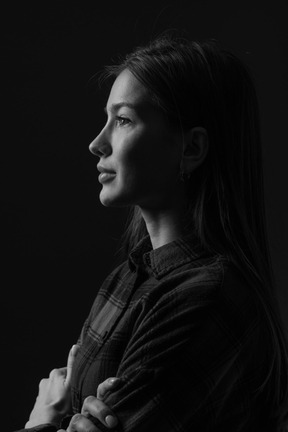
left=16, top=34, right=288, bottom=431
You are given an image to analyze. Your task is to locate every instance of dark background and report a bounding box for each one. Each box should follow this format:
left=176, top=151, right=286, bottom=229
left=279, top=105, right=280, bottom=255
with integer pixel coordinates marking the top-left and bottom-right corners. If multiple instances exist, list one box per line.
left=2, top=1, right=287, bottom=430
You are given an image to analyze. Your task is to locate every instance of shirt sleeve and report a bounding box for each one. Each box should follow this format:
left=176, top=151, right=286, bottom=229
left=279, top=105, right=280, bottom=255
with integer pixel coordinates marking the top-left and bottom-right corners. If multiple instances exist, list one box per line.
left=13, top=425, right=57, bottom=432
left=102, top=279, right=264, bottom=431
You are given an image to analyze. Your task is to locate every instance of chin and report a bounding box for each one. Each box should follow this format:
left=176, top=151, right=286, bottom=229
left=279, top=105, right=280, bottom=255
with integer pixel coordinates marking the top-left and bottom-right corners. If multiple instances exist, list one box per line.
left=99, top=195, right=116, bottom=207
left=99, top=191, right=131, bottom=208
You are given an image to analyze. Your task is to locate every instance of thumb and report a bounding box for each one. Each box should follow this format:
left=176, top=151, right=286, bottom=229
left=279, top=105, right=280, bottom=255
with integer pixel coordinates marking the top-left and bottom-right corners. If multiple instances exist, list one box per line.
left=65, top=344, right=80, bottom=386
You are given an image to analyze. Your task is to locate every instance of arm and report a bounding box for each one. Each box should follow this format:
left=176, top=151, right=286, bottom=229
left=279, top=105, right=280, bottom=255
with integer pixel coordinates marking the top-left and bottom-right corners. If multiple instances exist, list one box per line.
left=97, top=285, right=259, bottom=431
left=55, top=289, right=219, bottom=432
left=61, top=272, right=263, bottom=431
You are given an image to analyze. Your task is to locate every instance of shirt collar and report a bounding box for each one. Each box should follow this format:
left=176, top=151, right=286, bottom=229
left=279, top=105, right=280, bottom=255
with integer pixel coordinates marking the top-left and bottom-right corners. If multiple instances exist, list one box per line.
left=128, top=233, right=208, bottom=279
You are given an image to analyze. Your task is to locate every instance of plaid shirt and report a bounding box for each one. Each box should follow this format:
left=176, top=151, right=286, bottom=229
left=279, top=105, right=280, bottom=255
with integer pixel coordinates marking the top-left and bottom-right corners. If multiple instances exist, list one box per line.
left=20, top=234, right=274, bottom=431
left=69, top=234, right=273, bottom=431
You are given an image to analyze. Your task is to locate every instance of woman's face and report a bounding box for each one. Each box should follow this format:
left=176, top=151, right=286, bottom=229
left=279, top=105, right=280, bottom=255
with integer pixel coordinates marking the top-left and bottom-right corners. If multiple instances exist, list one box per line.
left=89, top=69, right=184, bottom=209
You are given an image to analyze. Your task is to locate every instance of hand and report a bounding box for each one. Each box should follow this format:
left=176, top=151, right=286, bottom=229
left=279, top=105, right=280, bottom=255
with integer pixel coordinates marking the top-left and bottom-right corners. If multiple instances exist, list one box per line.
left=58, top=377, right=120, bottom=432
left=25, top=344, right=80, bottom=428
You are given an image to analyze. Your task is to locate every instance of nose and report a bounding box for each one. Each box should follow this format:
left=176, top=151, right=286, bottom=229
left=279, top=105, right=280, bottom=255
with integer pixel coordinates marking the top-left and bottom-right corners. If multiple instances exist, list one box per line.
left=89, top=127, right=111, bottom=158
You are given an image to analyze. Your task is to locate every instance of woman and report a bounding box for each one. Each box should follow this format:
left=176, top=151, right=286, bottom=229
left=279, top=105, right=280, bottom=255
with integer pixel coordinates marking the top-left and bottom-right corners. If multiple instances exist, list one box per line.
left=19, top=34, right=288, bottom=431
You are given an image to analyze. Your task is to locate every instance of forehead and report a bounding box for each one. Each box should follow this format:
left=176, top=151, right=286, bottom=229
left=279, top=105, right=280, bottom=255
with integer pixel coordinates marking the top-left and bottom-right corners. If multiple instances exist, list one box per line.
left=107, top=69, right=151, bottom=109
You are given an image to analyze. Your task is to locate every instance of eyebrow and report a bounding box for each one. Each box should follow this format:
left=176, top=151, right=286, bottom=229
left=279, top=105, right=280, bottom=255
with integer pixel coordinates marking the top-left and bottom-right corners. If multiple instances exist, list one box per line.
left=104, top=102, right=137, bottom=114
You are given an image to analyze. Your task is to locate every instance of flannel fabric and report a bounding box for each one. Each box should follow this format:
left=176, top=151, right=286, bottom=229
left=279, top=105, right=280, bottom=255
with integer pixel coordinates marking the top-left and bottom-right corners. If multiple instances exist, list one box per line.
left=18, top=233, right=274, bottom=431
left=69, top=234, right=272, bottom=431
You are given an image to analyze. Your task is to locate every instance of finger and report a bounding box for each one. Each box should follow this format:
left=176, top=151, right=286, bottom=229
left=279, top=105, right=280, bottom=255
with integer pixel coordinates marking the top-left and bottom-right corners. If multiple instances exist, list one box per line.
left=39, top=378, right=48, bottom=389
left=82, top=395, right=118, bottom=429
left=67, top=413, right=98, bottom=432
left=65, top=344, right=80, bottom=386
left=49, top=368, right=60, bottom=378
left=97, top=377, right=120, bottom=400
left=48, top=367, right=67, bottom=382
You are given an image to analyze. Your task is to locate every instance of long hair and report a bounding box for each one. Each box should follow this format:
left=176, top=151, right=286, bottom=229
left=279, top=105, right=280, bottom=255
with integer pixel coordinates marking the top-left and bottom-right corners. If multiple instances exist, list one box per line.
left=102, top=34, right=288, bottom=429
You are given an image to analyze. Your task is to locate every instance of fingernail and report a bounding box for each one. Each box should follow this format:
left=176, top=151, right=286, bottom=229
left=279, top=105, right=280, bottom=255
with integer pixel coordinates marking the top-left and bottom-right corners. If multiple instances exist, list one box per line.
left=105, top=415, right=118, bottom=427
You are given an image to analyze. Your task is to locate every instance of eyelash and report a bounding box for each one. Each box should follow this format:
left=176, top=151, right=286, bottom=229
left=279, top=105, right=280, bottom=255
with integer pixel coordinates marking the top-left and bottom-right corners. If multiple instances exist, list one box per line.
left=115, top=116, right=131, bottom=127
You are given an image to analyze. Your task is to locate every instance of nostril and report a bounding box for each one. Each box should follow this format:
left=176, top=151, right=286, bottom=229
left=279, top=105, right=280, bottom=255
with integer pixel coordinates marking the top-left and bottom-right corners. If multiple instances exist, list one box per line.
left=91, top=145, right=110, bottom=158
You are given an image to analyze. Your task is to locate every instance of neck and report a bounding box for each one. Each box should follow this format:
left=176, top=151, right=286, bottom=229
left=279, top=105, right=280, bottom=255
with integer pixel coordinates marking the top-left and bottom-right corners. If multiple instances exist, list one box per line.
left=140, top=197, right=189, bottom=250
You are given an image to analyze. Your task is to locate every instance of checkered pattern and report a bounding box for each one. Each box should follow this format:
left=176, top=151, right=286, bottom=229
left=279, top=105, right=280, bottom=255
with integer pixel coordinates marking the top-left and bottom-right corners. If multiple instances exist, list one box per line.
left=68, top=234, right=273, bottom=431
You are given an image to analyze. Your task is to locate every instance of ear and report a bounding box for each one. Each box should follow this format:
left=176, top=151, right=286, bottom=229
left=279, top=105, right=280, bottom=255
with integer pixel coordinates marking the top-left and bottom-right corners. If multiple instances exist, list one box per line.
left=181, top=127, right=209, bottom=174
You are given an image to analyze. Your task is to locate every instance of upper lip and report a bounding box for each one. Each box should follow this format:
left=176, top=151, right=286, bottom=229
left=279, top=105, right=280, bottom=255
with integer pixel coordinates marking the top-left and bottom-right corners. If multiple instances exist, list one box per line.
left=97, top=165, right=115, bottom=174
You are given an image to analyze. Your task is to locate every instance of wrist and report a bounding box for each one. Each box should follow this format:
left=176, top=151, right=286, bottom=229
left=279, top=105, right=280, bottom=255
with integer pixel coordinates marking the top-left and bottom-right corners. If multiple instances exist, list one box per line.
left=25, top=406, right=64, bottom=429
left=25, top=420, right=59, bottom=429
left=24, top=423, right=58, bottom=431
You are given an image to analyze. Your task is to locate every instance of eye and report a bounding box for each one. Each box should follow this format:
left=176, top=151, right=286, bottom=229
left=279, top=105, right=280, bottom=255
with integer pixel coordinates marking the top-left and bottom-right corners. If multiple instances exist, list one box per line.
left=115, top=116, right=131, bottom=127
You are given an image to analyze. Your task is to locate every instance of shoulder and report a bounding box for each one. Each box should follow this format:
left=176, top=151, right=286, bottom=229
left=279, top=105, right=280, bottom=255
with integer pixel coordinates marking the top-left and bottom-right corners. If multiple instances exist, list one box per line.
left=150, top=253, right=226, bottom=307
left=168, top=255, right=262, bottom=311
left=153, top=256, right=267, bottom=365
left=148, top=255, right=263, bottom=340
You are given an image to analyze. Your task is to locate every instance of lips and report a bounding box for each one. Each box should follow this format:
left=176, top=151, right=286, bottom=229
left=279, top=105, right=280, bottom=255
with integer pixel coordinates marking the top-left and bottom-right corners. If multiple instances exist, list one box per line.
left=97, top=165, right=116, bottom=174
left=97, top=165, right=116, bottom=184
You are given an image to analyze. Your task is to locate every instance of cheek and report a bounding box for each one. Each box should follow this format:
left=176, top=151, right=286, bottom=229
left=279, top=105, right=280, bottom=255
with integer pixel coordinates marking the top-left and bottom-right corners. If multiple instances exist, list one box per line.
left=115, top=139, right=147, bottom=178
left=114, top=129, right=181, bottom=189
left=118, top=162, right=145, bottom=192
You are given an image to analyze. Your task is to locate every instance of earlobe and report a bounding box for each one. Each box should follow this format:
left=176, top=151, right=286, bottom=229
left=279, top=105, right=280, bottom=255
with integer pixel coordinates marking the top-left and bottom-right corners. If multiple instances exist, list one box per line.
left=181, top=127, right=209, bottom=173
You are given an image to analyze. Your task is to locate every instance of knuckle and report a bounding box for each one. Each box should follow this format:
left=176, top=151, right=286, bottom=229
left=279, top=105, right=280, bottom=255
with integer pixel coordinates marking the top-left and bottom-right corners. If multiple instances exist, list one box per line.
left=70, top=413, right=97, bottom=432
left=84, top=395, right=96, bottom=405
left=70, top=413, right=83, bottom=429
left=82, top=395, right=105, bottom=417
left=39, top=378, right=45, bottom=388
left=97, top=382, right=104, bottom=395
left=97, top=377, right=119, bottom=399
left=49, top=368, right=58, bottom=378
left=71, top=413, right=82, bottom=423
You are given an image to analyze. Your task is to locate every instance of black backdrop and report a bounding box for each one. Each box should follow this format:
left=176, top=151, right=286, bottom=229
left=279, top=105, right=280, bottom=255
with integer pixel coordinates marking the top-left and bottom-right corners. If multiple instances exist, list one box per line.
left=2, top=2, right=288, bottom=430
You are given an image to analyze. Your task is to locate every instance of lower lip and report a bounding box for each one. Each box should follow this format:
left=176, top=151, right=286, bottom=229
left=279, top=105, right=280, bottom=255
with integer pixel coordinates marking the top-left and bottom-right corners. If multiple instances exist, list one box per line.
left=98, top=172, right=116, bottom=183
